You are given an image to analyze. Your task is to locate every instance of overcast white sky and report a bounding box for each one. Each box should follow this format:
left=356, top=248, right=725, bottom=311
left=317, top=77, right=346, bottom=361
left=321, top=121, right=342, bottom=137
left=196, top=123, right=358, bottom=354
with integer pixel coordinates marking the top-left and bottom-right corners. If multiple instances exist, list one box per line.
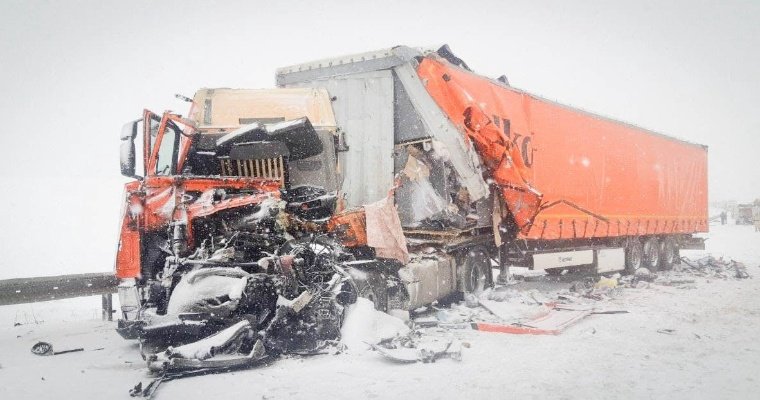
left=0, top=0, right=758, bottom=276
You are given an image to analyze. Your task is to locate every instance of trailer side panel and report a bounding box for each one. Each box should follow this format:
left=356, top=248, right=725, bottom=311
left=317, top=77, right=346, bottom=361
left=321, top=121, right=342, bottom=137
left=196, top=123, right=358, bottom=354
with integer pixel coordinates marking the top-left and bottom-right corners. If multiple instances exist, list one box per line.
left=417, top=57, right=708, bottom=240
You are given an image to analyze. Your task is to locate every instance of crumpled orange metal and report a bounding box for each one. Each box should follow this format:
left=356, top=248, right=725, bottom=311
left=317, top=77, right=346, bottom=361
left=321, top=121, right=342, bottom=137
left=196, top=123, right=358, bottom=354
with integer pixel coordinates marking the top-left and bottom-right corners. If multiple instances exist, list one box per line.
left=417, top=56, right=708, bottom=240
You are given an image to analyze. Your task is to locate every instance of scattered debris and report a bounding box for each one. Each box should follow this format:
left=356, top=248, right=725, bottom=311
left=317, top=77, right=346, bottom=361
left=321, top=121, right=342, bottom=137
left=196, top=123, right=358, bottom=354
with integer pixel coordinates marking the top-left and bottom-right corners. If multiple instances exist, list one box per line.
left=595, top=277, right=619, bottom=289
left=122, top=250, right=752, bottom=396
left=407, top=280, right=629, bottom=338
left=655, top=278, right=696, bottom=287
left=369, top=333, right=463, bottom=363
left=146, top=321, right=267, bottom=373
left=679, top=256, right=752, bottom=280
left=31, top=341, right=84, bottom=356
left=635, top=281, right=650, bottom=289
left=634, top=268, right=655, bottom=282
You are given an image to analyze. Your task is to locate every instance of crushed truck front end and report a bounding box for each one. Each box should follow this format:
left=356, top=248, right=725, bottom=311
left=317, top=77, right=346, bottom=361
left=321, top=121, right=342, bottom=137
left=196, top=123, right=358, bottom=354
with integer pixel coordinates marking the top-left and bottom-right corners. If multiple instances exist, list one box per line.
left=114, top=89, right=371, bottom=367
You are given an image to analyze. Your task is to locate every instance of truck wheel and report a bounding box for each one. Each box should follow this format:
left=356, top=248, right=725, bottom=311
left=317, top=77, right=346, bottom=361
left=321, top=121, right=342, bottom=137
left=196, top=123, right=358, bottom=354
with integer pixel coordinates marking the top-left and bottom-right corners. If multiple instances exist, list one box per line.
left=624, top=238, right=643, bottom=274
left=642, top=237, right=660, bottom=271
left=353, top=276, right=387, bottom=312
left=462, top=247, right=492, bottom=293
left=659, top=237, right=679, bottom=270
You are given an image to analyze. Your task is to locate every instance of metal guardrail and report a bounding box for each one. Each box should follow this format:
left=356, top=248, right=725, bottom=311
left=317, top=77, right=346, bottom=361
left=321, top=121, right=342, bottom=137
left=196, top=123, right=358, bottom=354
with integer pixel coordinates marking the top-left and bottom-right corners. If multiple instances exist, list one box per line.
left=0, top=272, right=118, bottom=320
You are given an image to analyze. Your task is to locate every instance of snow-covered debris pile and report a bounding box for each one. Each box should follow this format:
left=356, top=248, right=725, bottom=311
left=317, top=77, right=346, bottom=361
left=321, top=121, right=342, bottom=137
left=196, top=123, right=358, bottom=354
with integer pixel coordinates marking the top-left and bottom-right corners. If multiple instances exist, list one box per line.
left=400, top=279, right=626, bottom=338
left=340, top=298, right=410, bottom=352
left=369, top=331, right=464, bottom=363
left=342, top=298, right=464, bottom=363
left=146, top=320, right=266, bottom=373
left=678, top=256, right=751, bottom=279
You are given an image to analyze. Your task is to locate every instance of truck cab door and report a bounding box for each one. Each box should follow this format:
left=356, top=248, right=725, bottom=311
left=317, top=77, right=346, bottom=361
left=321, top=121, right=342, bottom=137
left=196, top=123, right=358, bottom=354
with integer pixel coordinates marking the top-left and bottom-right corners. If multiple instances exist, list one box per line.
left=115, top=110, right=161, bottom=279
left=142, top=112, right=200, bottom=232
left=146, top=112, right=181, bottom=178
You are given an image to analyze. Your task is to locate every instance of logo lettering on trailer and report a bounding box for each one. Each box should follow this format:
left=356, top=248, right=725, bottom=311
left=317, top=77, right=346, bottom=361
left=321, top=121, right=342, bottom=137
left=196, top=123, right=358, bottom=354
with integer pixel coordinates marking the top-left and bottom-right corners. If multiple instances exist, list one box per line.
left=492, top=116, right=535, bottom=167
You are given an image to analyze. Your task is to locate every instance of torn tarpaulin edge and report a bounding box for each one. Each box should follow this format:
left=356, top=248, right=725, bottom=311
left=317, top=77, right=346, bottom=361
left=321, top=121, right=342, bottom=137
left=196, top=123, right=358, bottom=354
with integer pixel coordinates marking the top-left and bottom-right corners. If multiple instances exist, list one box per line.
left=364, top=195, right=410, bottom=264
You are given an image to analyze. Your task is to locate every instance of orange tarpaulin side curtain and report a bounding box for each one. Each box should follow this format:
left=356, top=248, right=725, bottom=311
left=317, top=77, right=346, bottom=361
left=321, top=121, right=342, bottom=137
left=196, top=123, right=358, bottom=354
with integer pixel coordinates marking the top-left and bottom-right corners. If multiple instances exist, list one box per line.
left=418, top=59, right=542, bottom=234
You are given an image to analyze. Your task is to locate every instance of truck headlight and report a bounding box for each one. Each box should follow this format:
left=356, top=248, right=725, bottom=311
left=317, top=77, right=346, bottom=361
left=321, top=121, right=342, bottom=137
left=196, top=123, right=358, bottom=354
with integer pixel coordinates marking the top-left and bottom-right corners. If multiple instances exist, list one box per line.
left=118, top=278, right=141, bottom=320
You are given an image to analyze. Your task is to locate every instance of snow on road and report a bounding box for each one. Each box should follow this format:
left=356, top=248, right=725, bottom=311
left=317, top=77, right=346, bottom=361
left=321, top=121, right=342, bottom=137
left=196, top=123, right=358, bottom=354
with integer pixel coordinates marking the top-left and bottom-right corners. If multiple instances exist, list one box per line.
left=1, top=223, right=759, bottom=399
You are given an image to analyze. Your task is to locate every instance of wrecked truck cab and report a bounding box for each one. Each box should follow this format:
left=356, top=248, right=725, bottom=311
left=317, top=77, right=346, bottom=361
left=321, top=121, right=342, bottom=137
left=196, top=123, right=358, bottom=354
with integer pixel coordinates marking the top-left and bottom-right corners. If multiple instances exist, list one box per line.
left=115, top=54, right=505, bottom=370
left=114, top=89, right=372, bottom=363
left=115, top=66, right=501, bottom=357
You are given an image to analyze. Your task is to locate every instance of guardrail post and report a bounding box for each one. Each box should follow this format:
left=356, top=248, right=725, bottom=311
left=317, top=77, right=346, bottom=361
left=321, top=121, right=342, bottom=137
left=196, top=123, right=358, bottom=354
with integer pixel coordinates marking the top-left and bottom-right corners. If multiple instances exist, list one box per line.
left=101, top=293, right=114, bottom=321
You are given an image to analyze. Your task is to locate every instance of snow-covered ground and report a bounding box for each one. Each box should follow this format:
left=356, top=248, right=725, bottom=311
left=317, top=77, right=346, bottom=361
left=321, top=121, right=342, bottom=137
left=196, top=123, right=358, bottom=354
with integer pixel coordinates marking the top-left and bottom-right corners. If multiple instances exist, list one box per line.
left=1, top=223, right=759, bottom=399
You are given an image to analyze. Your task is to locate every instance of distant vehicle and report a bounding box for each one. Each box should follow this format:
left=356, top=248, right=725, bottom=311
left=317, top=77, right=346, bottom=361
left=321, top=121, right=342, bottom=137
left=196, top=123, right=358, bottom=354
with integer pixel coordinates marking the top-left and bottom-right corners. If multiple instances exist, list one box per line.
left=736, top=204, right=753, bottom=224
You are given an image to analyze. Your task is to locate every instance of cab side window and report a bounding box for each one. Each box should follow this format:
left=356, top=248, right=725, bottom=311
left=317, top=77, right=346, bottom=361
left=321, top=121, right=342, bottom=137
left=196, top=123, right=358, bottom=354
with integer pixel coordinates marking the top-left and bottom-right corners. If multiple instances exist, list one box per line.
left=155, top=123, right=179, bottom=175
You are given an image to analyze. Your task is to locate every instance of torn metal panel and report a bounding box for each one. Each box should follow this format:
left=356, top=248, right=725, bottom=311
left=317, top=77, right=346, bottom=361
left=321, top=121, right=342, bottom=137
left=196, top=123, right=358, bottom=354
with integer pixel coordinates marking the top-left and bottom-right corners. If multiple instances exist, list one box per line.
left=395, top=142, right=486, bottom=230
left=288, top=70, right=396, bottom=207
left=396, top=179, right=448, bottom=226
left=393, top=72, right=430, bottom=143
left=395, top=152, right=447, bottom=226
left=276, top=47, right=489, bottom=203
left=288, top=129, right=339, bottom=192
left=276, top=46, right=423, bottom=87
left=370, top=338, right=463, bottom=364
left=392, top=62, right=489, bottom=201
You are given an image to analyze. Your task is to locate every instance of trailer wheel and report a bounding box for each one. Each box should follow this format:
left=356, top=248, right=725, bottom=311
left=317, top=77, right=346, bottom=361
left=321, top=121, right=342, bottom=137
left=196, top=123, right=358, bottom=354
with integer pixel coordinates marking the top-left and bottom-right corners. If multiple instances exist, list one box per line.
left=624, top=238, right=644, bottom=274
left=642, top=237, right=660, bottom=271
left=462, top=247, right=492, bottom=293
left=659, top=237, right=679, bottom=270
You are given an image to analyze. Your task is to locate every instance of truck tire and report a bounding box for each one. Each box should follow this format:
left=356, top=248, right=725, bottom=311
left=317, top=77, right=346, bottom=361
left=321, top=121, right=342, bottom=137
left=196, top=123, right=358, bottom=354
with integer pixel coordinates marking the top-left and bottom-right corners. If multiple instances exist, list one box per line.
left=624, top=238, right=643, bottom=274
left=659, top=237, right=679, bottom=270
left=642, top=237, right=660, bottom=271
left=354, top=276, right=388, bottom=312
left=461, top=246, right=492, bottom=293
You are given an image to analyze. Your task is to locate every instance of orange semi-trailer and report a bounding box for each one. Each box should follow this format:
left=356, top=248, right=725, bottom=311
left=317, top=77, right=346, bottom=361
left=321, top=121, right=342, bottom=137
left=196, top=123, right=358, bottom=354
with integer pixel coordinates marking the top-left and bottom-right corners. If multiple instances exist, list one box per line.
left=277, top=45, right=708, bottom=276
left=417, top=54, right=708, bottom=273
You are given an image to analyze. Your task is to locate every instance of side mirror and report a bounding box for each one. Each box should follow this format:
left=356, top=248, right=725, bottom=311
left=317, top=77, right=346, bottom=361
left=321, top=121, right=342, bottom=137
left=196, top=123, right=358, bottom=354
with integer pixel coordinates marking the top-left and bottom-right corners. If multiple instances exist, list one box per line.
left=120, top=120, right=140, bottom=179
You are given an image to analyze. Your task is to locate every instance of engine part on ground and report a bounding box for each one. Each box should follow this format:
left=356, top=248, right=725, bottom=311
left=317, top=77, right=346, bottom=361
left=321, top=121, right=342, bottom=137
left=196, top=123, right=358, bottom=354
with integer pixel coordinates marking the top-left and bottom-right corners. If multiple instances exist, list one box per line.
left=31, top=341, right=85, bottom=356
